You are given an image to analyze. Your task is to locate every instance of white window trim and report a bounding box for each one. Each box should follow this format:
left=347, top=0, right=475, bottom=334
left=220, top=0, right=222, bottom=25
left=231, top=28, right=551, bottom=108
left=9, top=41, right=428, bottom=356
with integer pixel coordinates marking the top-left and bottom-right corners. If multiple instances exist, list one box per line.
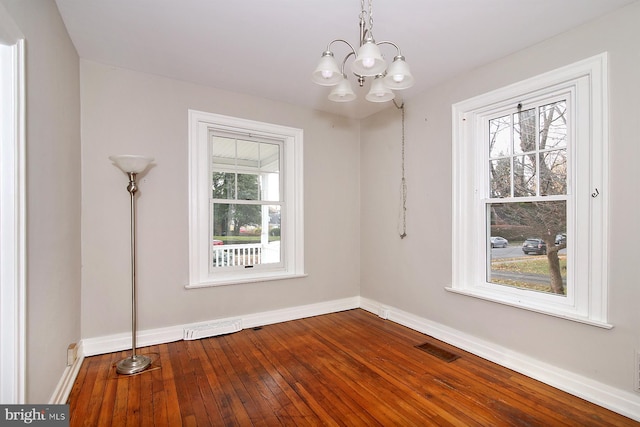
left=0, top=38, right=26, bottom=403
left=186, top=110, right=305, bottom=288
left=448, top=53, right=610, bottom=328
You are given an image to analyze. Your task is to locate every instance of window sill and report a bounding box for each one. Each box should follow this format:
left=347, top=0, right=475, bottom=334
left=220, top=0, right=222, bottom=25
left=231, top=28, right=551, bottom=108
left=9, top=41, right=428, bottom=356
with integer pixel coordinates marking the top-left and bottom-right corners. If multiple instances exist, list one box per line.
left=186, top=272, right=308, bottom=289
left=445, top=286, right=613, bottom=329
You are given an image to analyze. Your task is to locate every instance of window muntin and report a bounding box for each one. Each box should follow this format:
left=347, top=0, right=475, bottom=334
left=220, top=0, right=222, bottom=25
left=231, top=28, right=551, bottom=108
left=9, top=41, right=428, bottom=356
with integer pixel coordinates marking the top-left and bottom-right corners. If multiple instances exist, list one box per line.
left=450, top=54, right=609, bottom=327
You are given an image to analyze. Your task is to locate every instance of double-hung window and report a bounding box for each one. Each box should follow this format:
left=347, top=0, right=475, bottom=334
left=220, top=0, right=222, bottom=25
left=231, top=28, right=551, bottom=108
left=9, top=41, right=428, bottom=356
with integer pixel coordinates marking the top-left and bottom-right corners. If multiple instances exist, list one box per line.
left=449, top=54, right=610, bottom=327
left=188, top=110, right=304, bottom=288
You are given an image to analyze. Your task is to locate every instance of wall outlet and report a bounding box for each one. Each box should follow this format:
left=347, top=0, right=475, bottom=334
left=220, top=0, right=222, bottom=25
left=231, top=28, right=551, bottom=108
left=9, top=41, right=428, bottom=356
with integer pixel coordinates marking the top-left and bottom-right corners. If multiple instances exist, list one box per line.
left=67, top=343, right=77, bottom=367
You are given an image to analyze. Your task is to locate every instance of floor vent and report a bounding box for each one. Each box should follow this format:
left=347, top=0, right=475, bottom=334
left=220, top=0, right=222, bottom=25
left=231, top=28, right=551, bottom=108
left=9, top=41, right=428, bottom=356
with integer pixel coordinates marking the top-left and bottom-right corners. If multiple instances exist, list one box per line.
left=415, top=342, right=460, bottom=363
left=183, top=319, right=242, bottom=340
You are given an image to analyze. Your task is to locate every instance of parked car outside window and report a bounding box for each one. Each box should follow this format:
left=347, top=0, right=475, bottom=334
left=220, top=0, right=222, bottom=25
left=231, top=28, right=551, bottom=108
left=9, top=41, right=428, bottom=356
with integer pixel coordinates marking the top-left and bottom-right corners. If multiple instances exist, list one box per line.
left=490, top=236, right=509, bottom=248
left=555, top=233, right=566, bottom=245
left=522, top=238, right=547, bottom=255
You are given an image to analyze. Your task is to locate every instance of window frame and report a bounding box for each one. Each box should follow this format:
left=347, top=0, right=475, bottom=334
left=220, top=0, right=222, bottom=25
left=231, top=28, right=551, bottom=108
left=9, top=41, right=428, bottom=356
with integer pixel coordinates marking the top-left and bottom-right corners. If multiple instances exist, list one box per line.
left=187, top=110, right=305, bottom=288
left=448, top=53, right=610, bottom=328
left=0, top=38, right=26, bottom=403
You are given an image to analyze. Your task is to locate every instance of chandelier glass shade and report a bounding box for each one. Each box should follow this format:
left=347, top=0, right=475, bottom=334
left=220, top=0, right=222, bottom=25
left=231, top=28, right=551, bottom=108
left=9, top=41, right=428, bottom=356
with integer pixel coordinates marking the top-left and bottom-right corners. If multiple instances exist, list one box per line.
left=312, top=0, right=414, bottom=103
left=352, top=39, right=387, bottom=77
left=383, top=55, right=414, bottom=90
left=365, top=75, right=395, bottom=102
left=328, top=76, right=357, bottom=102
left=311, top=52, right=343, bottom=86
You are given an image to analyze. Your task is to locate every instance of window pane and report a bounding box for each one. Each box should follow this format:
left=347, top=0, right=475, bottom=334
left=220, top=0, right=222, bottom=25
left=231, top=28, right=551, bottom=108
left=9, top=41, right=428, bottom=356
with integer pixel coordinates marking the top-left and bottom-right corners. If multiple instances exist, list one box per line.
left=489, top=159, right=511, bottom=198
left=262, top=171, right=280, bottom=202
left=211, top=136, right=237, bottom=167
left=212, top=172, right=235, bottom=199
left=236, top=139, right=261, bottom=167
left=539, top=149, right=567, bottom=196
left=259, top=142, right=280, bottom=202
left=513, top=155, right=536, bottom=197
left=539, top=100, right=567, bottom=150
left=513, top=108, right=536, bottom=154
left=237, top=173, right=261, bottom=200
left=489, top=115, right=510, bottom=158
left=234, top=171, right=280, bottom=201
left=264, top=205, right=281, bottom=261
left=487, top=201, right=567, bottom=296
left=213, top=203, right=261, bottom=240
left=258, top=143, right=280, bottom=173
left=211, top=203, right=282, bottom=269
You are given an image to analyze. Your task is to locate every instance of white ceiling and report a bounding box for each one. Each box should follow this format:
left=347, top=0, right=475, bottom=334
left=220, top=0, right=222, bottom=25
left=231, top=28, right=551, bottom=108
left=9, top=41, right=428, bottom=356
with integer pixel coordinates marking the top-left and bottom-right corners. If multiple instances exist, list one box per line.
left=55, top=0, right=636, bottom=119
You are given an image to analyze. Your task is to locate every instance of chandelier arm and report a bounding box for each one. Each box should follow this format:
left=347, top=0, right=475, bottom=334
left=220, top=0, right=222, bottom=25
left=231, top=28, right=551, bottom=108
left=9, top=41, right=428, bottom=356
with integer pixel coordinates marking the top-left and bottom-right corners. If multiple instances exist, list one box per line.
left=375, top=40, right=402, bottom=56
left=339, top=51, right=356, bottom=75
left=327, top=39, right=357, bottom=56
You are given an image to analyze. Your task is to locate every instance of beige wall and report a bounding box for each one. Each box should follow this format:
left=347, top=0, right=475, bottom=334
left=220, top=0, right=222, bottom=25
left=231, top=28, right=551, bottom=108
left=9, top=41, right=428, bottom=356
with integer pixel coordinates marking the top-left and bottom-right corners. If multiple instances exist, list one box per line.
left=80, top=61, right=361, bottom=338
left=360, top=2, right=640, bottom=394
left=0, top=0, right=81, bottom=403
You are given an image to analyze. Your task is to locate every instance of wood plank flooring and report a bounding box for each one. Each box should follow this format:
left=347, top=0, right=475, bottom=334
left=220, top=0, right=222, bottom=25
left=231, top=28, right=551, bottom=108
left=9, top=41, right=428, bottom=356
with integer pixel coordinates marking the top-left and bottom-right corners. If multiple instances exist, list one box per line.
left=67, top=309, right=638, bottom=426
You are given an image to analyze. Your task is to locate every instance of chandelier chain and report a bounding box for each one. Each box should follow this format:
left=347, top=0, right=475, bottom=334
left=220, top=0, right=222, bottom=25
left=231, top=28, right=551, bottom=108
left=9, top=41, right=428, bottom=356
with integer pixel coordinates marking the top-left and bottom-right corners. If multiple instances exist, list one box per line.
left=360, top=0, right=374, bottom=34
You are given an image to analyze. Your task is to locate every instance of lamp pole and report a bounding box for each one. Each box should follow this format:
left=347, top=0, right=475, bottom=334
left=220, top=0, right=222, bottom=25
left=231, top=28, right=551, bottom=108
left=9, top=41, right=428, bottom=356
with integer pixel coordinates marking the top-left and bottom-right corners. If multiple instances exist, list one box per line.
left=109, top=155, right=153, bottom=375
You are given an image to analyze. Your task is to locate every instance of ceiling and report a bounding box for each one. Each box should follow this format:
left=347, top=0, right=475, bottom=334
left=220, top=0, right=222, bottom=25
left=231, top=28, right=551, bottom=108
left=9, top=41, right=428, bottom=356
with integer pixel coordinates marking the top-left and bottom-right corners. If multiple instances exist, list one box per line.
left=55, top=0, right=636, bottom=119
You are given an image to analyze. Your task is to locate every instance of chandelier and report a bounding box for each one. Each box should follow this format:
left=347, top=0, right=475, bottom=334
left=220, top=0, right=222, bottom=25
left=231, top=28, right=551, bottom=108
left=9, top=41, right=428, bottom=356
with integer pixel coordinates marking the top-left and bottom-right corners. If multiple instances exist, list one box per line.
left=311, top=0, right=414, bottom=103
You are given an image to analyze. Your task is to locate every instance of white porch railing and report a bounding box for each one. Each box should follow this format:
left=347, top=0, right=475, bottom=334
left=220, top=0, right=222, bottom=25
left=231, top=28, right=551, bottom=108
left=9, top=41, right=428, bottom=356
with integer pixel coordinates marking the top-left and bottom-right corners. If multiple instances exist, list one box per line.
left=212, top=243, right=262, bottom=267
left=212, top=242, right=280, bottom=267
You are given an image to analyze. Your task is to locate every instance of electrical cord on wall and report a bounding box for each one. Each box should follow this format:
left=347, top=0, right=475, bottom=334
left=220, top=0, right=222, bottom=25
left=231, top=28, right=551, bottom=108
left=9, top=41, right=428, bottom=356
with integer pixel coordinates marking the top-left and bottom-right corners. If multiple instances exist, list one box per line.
left=393, top=99, right=407, bottom=239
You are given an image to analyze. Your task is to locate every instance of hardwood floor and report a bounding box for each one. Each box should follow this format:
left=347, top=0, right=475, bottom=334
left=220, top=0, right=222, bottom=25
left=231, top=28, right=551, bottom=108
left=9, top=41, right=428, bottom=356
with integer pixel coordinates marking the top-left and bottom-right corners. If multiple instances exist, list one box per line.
left=68, top=309, right=638, bottom=426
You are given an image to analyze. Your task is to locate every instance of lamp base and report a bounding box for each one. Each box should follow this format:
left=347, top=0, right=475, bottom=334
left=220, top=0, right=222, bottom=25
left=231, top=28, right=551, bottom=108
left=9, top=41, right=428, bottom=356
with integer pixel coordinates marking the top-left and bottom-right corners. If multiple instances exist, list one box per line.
left=116, top=354, right=152, bottom=375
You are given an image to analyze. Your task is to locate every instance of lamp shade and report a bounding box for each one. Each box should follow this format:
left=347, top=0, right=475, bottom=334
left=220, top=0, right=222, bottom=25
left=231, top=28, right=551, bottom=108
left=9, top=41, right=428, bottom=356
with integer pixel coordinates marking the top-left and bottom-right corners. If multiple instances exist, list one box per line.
left=311, top=52, right=342, bottom=86
left=328, top=76, right=356, bottom=102
left=383, top=56, right=414, bottom=90
left=365, top=77, right=395, bottom=102
left=351, top=40, right=386, bottom=77
left=109, top=155, right=154, bottom=174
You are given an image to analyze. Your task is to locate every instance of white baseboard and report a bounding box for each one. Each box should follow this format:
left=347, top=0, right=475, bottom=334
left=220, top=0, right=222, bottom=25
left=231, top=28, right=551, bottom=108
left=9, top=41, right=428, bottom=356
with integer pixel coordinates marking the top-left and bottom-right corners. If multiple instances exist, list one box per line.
left=359, top=297, right=640, bottom=423
left=63, top=296, right=640, bottom=422
left=49, top=341, right=85, bottom=404
left=81, top=296, right=360, bottom=357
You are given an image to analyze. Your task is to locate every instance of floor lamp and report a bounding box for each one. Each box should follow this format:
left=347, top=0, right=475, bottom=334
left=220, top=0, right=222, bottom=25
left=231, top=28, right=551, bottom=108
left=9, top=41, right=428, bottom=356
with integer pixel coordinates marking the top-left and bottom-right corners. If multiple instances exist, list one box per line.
left=109, top=154, right=154, bottom=375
